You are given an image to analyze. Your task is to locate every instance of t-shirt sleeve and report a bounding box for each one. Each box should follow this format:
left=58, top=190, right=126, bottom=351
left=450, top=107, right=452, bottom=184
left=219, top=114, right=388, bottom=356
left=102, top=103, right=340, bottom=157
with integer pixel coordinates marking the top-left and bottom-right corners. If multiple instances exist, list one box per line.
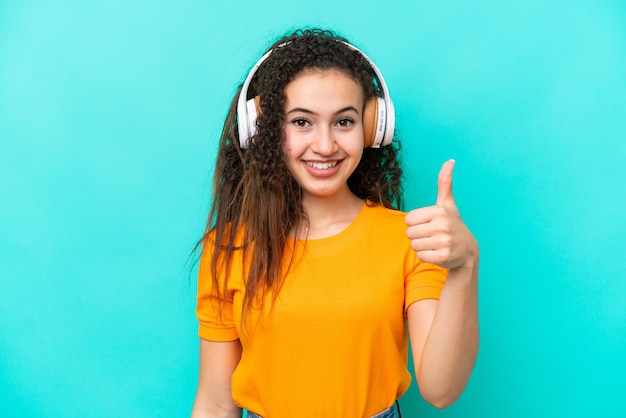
left=404, top=256, right=448, bottom=314
left=196, top=243, right=239, bottom=341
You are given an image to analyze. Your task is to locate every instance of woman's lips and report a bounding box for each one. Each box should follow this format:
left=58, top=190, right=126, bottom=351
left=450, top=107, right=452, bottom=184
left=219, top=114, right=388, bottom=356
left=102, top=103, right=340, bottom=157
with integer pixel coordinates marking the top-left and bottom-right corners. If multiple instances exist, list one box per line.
left=302, top=159, right=343, bottom=177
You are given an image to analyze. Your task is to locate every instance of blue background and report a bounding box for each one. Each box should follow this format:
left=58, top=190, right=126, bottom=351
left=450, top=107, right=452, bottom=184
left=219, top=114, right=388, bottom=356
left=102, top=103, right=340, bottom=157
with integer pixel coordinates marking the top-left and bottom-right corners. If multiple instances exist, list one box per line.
left=1, top=0, right=625, bottom=417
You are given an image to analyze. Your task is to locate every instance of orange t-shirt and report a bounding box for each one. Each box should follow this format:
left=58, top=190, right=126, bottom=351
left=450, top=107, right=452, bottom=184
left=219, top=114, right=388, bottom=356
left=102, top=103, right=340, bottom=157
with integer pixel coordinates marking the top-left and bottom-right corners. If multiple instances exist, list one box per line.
left=197, top=203, right=447, bottom=417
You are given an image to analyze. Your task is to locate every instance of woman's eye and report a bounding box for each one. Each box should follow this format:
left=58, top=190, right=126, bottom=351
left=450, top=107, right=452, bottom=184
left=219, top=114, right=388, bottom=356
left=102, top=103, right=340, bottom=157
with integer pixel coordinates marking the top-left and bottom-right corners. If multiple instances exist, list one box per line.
left=292, top=118, right=310, bottom=127
left=336, top=118, right=354, bottom=127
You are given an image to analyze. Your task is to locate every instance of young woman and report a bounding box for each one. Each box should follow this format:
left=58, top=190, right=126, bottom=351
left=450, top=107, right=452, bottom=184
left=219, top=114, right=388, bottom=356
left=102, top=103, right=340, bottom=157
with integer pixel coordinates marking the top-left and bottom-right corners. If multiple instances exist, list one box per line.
left=192, top=29, right=479, bottom=418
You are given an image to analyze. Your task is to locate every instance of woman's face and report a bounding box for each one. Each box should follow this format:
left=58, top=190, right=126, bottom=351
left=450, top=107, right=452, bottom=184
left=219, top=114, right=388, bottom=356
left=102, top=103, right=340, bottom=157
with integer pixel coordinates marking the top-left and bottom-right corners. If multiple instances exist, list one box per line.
left=282, top=69, right=365, bottom=202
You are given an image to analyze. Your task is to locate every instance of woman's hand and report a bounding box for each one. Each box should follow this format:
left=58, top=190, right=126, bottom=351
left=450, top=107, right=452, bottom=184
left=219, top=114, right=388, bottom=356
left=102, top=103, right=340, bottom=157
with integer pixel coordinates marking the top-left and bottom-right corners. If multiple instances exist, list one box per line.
left=405, top=160, right=478, bottom=271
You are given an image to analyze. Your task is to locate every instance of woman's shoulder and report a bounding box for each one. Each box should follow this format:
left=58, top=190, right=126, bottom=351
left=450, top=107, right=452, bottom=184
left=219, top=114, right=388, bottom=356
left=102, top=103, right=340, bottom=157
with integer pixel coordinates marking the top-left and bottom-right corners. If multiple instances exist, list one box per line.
left=360, top=201, right=410, bottom=238
left=363, top=201, right=407, bottom=224
left=357, top=202, right=420, bottom=260
left=201, top=222, right=247, bottom=252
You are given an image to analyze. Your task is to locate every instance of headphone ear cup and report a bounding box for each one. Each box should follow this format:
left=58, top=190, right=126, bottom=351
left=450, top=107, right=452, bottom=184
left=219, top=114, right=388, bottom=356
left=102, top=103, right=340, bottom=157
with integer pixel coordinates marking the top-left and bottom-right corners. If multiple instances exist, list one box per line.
left=241, top=96, right=261, bottom=148
left=362, top=97, right=378, bottom=148
left=363, top=96, right=388, bottom=148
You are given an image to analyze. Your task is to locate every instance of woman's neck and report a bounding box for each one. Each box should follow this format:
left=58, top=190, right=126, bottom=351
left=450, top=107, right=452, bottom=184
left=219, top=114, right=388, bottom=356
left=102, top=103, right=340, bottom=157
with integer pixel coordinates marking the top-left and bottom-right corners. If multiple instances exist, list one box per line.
left=296, top=189, right=364, bottom=240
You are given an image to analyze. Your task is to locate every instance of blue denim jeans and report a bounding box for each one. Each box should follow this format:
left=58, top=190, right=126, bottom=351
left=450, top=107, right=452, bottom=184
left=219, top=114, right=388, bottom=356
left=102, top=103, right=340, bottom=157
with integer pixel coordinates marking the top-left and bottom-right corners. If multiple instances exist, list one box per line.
left=246, top=401, right=401, bottom=418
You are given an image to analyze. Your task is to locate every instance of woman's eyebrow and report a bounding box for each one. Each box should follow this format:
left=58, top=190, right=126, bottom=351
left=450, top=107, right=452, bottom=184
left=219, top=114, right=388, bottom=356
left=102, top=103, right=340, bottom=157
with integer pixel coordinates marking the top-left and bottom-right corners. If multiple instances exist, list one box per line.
left=335, top=106, right=360, bottom=115
left=286, top=107, right=316, bottom=115
left=286, top=106, right=360, bottom=115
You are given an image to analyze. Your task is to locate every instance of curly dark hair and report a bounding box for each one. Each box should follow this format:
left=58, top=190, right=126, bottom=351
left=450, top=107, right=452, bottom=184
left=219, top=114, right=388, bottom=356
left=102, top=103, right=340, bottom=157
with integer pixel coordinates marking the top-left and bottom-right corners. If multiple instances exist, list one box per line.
left=202, top=28, right=404, bottom=322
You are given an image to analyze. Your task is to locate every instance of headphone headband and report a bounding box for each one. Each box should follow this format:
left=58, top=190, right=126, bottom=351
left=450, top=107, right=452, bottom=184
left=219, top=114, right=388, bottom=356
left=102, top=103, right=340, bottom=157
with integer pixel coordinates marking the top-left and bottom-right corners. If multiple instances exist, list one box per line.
left=237, top=40, right=395, bottom=149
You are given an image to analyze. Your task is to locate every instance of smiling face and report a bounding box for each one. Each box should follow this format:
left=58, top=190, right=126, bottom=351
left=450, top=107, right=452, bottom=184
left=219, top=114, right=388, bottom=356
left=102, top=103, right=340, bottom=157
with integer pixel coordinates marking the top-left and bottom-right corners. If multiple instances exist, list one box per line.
left=283, top=69, right=365, bottom=203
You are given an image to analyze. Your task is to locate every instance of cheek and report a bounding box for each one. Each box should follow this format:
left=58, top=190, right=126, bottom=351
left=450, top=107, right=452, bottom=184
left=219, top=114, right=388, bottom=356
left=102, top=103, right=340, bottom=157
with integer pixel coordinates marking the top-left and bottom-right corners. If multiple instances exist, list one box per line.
left=349, top=137, right=365, bottom=159
left=354, top=149, right=365, bottom=166
left=282, top=138, right=300, bottom=170
left=283, top=131, right=307, bottom=157
left=281, top=129, right=292, bottom=153
left=282, top=137, right=294, bottom=159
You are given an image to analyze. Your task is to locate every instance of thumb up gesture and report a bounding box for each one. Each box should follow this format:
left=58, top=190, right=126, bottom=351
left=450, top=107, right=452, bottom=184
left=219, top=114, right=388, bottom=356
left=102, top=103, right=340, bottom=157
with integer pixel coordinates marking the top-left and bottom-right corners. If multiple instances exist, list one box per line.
left=405, top=160, right=478, bottom=270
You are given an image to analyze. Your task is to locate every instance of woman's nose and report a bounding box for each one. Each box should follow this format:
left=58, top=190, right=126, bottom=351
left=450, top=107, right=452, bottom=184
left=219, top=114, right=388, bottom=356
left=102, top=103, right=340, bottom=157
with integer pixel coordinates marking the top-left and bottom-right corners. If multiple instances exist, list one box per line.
left=310, top=126, right=337, bottom=155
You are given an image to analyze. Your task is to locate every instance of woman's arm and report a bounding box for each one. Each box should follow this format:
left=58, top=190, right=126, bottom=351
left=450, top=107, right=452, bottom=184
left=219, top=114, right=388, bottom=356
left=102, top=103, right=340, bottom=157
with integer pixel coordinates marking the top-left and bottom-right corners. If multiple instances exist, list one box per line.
left=405, top=160, right=479, bottom=408
left=191, top=339, right=243, bottom=418
left=407, top=262, right=478, bottom=408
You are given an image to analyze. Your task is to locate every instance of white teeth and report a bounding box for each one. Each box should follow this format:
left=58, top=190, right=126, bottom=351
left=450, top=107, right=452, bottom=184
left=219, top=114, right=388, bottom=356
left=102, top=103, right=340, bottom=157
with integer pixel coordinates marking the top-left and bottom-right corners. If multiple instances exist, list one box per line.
left=305, top=161, right=338, bottom=170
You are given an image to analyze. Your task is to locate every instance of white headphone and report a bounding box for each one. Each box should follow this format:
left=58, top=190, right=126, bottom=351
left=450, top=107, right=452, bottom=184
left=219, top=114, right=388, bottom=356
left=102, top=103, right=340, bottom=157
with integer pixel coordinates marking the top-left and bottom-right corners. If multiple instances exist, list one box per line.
left=236, top=41, right=395, bottom=149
